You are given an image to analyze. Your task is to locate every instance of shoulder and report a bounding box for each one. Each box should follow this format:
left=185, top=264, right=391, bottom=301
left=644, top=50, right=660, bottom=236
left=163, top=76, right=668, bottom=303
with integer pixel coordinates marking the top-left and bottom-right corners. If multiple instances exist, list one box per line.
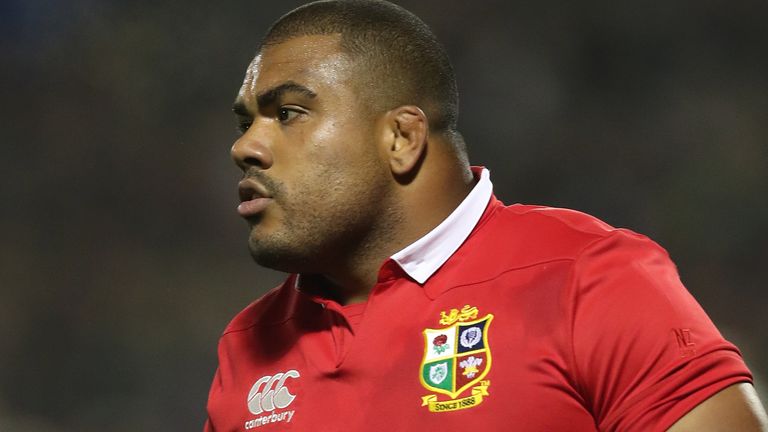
left=476, top=201, right=652, bottom=264
left=432, top=200, right=661, bottom=292
left=495, top=203, right=618, bottom=239
left=221, top=275, right=301, bottom=336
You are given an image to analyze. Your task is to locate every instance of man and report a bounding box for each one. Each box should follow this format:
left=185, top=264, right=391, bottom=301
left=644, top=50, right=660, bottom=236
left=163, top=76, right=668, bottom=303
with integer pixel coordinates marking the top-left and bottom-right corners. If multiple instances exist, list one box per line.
left=205, top=1, right=768, bottom=430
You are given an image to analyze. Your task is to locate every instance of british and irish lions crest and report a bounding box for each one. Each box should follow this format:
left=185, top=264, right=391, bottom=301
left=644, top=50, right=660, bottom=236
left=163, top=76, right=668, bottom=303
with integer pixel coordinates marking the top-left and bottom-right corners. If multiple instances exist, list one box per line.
left=420, top=305, right=493, bottom=412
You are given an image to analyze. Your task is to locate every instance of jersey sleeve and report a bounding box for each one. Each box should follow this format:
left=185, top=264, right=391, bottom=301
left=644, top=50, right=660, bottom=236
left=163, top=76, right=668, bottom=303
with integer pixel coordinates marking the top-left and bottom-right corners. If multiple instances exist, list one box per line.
left=203, top=366, right=221, bottom=432
left=567, top=230, right=752, bottom=432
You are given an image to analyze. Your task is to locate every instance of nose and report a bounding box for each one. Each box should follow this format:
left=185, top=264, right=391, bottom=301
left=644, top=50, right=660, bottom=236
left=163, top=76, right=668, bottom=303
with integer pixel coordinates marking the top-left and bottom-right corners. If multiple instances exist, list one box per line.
left=231, top=126, right=274, bottom=171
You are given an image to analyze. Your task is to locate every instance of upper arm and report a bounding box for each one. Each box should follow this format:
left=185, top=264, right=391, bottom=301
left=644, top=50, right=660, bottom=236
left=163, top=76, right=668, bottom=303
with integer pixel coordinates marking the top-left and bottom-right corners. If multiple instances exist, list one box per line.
left=569, top=231, right=754, bottom=431
left=667, top=383, right=768, bottom=432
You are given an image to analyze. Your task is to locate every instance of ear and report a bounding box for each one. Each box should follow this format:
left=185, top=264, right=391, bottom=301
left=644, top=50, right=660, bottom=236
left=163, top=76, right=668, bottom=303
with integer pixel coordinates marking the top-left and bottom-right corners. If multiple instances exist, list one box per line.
left=381, top=105, right=429, bottom=176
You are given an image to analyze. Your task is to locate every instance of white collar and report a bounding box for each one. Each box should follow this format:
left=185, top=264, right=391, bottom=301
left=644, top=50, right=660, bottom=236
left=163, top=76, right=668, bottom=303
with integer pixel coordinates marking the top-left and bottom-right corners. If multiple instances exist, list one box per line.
left=391, top=167, right=493, bottom=284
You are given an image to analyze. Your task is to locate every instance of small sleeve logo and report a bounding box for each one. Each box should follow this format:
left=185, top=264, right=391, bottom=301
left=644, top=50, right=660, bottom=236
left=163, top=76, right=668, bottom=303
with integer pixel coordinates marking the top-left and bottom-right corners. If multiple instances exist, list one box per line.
left=673, top=328, right=696, bottom=357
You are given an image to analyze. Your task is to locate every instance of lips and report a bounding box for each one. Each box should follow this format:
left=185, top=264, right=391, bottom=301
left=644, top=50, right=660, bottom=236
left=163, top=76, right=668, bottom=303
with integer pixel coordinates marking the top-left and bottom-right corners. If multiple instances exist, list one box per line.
left=237, top=179, right=273, bottom=218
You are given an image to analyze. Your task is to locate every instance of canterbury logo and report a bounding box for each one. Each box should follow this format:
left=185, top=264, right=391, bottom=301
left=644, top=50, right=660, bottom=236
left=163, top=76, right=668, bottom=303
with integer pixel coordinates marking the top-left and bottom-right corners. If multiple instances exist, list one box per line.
left=247, top=370, right=300, bottom=415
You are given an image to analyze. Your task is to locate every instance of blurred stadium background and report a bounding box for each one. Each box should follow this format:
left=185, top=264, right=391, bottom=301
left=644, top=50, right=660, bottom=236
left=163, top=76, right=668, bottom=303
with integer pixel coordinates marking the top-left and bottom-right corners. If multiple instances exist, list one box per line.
left=1, top=0, right=766, bottom=430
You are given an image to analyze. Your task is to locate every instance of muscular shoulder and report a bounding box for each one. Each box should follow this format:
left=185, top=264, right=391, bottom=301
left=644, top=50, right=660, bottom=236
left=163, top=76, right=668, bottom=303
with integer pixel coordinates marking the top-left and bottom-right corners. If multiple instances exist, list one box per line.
left=505, top=203, right=618, bottom=236
left=429, top=201, right=650, bottom=291
left=476, top=202, right=643, bottom=265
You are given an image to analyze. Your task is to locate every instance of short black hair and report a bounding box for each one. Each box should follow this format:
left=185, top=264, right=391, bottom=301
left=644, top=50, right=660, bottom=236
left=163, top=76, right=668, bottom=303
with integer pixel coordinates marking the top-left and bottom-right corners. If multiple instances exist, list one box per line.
left=261, top=0, right=459, bottom=134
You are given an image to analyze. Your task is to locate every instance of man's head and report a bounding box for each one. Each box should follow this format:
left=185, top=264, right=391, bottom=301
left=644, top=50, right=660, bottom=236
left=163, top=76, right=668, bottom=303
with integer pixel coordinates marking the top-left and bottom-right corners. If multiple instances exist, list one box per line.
left=262, top=0, right=459, bottom=134
left=231, top=0, right=468, bottom=275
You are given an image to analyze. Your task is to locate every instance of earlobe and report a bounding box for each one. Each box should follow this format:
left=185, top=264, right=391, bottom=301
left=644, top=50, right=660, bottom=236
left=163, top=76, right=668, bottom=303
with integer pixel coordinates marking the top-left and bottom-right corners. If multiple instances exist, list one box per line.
left=387, top=106, right=429, bottom=177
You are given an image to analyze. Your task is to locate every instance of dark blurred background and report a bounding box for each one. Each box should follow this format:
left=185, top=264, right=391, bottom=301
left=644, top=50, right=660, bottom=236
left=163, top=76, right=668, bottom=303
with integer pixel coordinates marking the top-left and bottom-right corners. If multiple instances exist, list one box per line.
left=1, top=0, right=766, bottom=430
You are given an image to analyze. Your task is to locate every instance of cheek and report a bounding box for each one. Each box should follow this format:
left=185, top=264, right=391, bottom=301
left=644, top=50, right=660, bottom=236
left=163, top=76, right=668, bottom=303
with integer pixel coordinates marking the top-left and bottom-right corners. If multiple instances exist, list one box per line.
left=308, top=119, right=347, bottom=155
left=276, top=115, right=383, bottom=203
left=310, top=108, right=375, bottom=157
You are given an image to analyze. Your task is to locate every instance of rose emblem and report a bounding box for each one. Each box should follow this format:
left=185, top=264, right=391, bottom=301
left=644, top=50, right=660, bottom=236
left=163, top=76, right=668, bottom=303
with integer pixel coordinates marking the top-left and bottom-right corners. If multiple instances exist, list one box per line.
left=432, top=334, right=450, bottom=355
left=433, top=334, right=448, bottom=346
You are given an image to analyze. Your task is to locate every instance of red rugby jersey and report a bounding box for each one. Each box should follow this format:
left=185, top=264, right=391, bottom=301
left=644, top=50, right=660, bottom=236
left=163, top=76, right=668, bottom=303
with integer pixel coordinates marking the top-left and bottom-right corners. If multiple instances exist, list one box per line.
left=205, top=168, right=751, bottom=431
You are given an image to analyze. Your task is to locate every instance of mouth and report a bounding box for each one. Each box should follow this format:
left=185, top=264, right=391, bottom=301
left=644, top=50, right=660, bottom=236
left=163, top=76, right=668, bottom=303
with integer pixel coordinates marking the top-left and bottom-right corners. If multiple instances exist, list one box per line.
left=237, top=179, right=273, bottom=218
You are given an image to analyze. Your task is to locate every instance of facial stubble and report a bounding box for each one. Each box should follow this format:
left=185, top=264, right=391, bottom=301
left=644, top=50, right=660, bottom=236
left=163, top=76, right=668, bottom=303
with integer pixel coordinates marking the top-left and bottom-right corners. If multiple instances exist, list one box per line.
left=246, top=162, right=402, bottom=275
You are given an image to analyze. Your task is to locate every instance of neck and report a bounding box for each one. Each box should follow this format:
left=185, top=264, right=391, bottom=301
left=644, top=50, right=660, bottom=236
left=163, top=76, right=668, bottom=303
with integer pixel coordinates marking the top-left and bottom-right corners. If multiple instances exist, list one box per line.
left=317, top=151, right=475, bottom=305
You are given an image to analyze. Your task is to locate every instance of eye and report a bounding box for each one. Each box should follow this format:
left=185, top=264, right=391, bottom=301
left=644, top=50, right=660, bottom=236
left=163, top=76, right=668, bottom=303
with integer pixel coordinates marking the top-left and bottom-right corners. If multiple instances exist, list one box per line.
left=278, top=107, right=303, bottom=124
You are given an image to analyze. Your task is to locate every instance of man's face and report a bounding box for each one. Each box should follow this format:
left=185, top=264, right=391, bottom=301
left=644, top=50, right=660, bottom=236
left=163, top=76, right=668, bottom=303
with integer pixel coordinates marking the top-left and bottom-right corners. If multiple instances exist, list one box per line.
left=231, top=34, right=395, bottom=273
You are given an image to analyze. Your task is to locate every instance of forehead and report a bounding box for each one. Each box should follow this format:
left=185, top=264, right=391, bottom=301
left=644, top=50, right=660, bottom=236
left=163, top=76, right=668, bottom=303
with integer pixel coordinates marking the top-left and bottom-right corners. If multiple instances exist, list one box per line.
left=238, top=34, right=353, bottom=106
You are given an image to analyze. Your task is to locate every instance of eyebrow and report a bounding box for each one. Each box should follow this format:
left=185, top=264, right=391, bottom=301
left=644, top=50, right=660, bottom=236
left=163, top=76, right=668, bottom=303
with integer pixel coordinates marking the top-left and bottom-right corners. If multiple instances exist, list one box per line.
left=232, top=101, right=250, bottom=117
left=232, top=81, right=317, bottom=116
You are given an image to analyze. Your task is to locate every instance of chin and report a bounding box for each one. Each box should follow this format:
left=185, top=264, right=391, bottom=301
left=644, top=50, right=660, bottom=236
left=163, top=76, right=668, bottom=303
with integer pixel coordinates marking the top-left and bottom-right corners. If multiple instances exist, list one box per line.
left=247, top=238, right=315, bottom=274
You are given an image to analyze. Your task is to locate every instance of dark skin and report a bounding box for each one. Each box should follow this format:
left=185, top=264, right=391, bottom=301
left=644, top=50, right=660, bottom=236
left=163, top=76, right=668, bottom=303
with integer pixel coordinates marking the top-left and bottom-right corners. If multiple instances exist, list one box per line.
left=668, top=383, right=767, bottom=431
left=231, top=34, right=768, bottom=430
left=231, top=34, right=473, bottom=304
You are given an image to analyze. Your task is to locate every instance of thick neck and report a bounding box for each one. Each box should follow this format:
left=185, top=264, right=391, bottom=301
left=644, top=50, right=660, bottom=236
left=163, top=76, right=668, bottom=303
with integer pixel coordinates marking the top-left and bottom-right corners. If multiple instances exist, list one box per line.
left=317, top=147, right=475, bottom=305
